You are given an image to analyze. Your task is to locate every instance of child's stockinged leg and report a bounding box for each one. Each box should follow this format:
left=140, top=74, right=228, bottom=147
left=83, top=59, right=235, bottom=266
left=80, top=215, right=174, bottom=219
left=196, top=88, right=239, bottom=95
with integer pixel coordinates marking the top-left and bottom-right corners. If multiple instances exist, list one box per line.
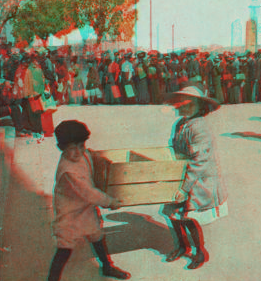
left=91, top=238, right=131, bottom=280
left=48, top=248, right=72, bottom=281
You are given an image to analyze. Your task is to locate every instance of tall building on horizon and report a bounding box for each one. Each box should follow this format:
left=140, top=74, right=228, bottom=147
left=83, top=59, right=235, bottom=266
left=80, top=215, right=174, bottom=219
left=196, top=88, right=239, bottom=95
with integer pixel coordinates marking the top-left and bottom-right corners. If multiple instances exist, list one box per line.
left=231, top=19, right=243, bottom=49
left=246, top=0, right=260, bottom=52
left=246, top=19, right=257, bottom=52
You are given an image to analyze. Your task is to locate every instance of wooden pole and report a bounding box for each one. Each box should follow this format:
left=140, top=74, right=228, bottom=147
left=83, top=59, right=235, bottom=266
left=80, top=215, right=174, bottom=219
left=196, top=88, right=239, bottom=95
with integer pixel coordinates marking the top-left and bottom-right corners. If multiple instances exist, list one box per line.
left=172, top=24, right=174, bottom=51
left=150, top=0, right=152, bottom=50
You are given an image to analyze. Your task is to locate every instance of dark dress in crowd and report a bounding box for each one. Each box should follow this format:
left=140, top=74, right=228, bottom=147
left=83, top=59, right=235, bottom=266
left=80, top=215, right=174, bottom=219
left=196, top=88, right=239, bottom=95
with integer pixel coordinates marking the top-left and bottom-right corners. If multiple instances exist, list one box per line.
left=134, top=61, right=150, bottom=104
left=147, top=61, right=161, bottom=104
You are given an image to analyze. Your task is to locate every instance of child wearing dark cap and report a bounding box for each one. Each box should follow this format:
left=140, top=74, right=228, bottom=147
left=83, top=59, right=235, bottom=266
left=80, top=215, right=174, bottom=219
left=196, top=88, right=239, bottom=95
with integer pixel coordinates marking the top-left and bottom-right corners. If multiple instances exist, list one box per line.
left=47, top=120, right=131, bottom=280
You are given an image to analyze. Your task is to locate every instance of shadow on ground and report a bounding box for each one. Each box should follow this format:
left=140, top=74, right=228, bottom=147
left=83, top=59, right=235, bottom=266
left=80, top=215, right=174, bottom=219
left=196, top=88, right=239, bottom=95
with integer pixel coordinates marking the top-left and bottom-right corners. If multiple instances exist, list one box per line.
left=104, top=212, right=175, bottom=257
left=249, top=116, right=261, bottom=121
left=221, top=132, right=261, bottom=141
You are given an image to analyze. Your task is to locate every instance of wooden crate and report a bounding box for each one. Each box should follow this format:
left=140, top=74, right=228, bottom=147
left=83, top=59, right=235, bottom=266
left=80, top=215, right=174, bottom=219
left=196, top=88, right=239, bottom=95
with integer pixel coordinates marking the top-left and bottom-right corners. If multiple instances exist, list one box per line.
left=89, top=147, right=187, bottom=207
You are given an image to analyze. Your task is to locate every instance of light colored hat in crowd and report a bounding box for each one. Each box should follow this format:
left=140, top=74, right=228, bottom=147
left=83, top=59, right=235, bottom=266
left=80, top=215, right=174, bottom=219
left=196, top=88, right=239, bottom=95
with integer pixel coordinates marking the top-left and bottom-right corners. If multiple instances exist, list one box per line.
left=11, top=47, right=20, bottom=55
left=36, top=47, right=47, bottom=55
left=163, top=83, right=220, bottom=113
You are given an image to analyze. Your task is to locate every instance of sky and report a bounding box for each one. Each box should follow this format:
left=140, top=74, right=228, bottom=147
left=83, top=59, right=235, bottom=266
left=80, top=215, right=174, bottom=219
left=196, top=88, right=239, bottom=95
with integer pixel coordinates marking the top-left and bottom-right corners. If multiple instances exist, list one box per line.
left=136, top=0, right=259, bottom=52
left=48, top=0, right=260, bottom=52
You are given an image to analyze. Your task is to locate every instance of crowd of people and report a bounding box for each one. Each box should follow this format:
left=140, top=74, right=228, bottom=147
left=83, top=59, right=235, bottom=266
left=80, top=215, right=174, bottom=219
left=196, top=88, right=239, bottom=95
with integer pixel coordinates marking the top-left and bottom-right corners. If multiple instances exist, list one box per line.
left=0, top=42, right=260, bottom=138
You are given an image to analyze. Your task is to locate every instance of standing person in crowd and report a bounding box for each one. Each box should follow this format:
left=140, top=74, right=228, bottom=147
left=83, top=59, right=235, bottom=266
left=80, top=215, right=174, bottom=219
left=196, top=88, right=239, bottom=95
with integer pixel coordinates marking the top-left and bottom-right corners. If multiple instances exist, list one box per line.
left=164, top=54, right=172, bottom=93
left=169, top=52, right=179, bottom=92
left=85, top=56, right=103, bottom=105
left=225, top=56, right=236, bottom=104
left=253, top=52, right=259, bottom=103
left=68, top=55, right=84, bottom=104
left=244, top=50, right=255, bottom=103
left=162, top=83, right=228, bottom=270
left=103, top=54, right=121, bottom=105
left=12, top=52, right=33, bottom=136
left=134, top=51, right=150, bottom=104
left=201, top=52, right=213, bottom=97
left=230, top=53, right=242, bottom=104
left=37, top=48, right=58, bottom=102
left=0, top=78, right=29, bottom=137
left=121, top=50, right=137, bottom=104
left=256, top=49, right=261, bottom=102
left=158, top=53, right=170, bottom=95
left=177, top=51, right=189, bottom=89
left=147, top=50, right=161, bottom=104
left=23, top=51, right=46, bottom=141
left=47, top=120, right=131, bottom=281
left=97, top=51, right=107, bottom=96
left=55, top=57, right=69, bottom=105
left=186, top=50, right=201, bottom=84
left=220, top=54, right=231, bottom=104
left=211, top=55, right=224, bottom=103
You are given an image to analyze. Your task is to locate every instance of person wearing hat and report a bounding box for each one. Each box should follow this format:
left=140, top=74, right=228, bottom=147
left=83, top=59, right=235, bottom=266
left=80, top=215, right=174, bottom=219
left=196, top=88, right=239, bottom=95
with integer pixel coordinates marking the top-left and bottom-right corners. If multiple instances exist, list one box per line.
left=244, top=50, right=256, bottom=102
left=121, top=50, right=137, bottom=104
left=186, top=50, right=201, bottom=84
left=169, top=52, right=179, bottom=92
left=200, top=52, right=213, bottom=97
left=47, top=120, right=131, bottom=281
left=67, top=55, right=85, bottom=104
left=162, top=83, right=228, bottom=269
left=211, top=55, right=224, bottom=103
left=85, top=57, right=103, bottom=105
left=163, top=54, right=172, bottom=93
left=134, top=51, right=150, bottom=104
left=256, top=49, right=261, bottom=101
left=157, top=53, right=170, bottom=95
left=103, top=55, right=122, bottom=105
left=147, top=51, right=162, bottom=104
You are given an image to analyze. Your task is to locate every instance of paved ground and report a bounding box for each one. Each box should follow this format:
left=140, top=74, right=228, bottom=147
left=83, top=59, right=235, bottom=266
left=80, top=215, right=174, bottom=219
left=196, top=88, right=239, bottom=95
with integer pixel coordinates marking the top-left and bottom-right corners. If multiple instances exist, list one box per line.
left=1, top=103, right=261, bottom=281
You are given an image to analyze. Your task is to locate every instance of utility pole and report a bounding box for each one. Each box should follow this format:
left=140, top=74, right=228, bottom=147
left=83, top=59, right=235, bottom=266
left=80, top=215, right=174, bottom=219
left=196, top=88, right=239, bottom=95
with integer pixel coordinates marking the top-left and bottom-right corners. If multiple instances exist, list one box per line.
left=135, top=0, right=137, bottom=52
left=150, top=0, right=152, bottom=50
left=172, top=24, right=174, bottom=51
left=157, top=24, right=159, bottom=51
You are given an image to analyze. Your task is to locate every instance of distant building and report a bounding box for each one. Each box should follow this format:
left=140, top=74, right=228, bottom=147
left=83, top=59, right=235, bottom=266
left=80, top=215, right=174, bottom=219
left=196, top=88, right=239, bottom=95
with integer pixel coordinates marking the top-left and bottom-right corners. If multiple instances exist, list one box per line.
left=246, top=1, right=260, bottom=52
left=246, top=19, right=257, bottom=52
left=231, top=19, right=243, bottom=49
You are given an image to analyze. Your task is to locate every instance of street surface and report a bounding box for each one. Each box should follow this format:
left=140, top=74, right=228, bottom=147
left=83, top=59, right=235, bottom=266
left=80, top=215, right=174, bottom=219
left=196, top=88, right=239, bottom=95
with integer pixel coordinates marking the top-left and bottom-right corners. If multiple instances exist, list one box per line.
left=1, top=103, right=261, bottom=281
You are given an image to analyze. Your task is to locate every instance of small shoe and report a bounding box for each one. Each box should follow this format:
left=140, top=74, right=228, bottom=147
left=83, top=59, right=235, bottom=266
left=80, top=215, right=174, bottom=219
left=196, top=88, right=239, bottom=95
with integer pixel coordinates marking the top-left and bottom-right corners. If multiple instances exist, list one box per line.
left=166, top=247, right=186, bottom=262
left=186, top=251, right=205, bottom=270
left=16, top=131, right=27, bottom=137
left=102, top=265, right=131, bottom=280
left=21, top=129, right=32, bottom=136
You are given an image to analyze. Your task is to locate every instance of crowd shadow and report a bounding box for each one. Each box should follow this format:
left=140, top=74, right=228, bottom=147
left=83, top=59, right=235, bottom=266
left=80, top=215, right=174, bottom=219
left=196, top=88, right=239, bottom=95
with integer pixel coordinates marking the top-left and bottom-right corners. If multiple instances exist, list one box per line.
left=249, top=116, right=261, bottom=122
left=221, top=132, right=261, bottom=141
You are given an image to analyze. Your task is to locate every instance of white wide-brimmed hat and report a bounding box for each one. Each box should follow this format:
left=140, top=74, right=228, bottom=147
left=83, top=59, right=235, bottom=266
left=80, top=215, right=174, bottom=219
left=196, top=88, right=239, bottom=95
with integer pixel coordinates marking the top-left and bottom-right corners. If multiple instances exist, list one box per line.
left=163, top=85, right=220, bottom=112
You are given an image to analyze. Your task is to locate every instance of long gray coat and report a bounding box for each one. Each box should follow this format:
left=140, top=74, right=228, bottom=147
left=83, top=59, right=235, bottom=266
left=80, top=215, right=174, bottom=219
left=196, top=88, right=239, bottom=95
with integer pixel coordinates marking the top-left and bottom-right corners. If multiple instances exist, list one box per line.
left=172, top=116, right=227, bottom=211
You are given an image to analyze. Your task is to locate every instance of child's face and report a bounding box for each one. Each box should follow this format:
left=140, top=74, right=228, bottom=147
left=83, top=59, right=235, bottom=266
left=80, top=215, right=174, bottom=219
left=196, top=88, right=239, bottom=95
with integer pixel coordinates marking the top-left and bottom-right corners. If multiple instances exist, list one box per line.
left=63, top=142, right=85, bottom=162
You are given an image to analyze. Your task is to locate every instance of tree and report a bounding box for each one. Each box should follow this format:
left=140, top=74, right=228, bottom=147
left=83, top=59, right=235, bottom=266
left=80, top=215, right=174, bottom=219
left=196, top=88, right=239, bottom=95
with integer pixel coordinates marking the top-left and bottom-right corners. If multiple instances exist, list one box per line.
left=11, top=0, right=139, bottom=46
left=12, top=0, right=79, bottom=45
left=0, top=0, right=23, bottom=35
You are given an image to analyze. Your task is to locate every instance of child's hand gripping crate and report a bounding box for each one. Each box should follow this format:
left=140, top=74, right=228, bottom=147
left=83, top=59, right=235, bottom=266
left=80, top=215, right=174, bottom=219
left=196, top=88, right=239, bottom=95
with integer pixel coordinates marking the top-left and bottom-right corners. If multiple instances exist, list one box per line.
left=89, top=147, right=188, bottom=207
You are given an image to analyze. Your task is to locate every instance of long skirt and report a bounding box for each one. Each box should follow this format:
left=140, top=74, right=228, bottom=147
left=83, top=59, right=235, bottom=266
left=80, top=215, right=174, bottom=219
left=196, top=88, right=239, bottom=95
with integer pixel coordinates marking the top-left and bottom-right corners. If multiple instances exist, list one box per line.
left=104, top=84, right=121, bottom=104
left=148, top=79, right=161, bottom=104
left=136, top=78, right=150, bottom=104
left=69, top=79, right=84, bottom=104
left=213, top=76, right=224, bottom=103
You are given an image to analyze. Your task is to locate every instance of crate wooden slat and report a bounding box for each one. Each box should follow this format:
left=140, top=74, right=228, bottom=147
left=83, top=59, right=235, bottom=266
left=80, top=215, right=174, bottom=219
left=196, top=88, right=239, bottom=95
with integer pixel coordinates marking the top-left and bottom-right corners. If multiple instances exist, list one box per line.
left=106, top=181, right=182, bottom=206
left=107, top=160, right=185, bottom=185
left=89, top=147, right=188, bottom=206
